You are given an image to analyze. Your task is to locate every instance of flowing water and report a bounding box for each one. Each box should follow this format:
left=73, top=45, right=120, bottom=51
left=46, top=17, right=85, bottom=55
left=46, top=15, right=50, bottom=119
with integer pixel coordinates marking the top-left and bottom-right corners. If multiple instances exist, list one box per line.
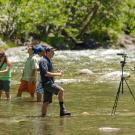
left=1, top=47, right=135, bottom=135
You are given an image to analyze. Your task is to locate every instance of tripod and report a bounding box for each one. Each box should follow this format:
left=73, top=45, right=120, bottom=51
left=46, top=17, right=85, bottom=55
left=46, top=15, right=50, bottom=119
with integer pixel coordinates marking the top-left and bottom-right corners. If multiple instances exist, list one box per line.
left=111, top=54, right=135, bottom=115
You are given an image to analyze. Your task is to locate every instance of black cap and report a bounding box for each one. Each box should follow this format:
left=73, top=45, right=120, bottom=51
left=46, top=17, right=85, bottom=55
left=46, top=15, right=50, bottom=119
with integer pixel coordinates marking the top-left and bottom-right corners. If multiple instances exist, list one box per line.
left=46, top=47, right=56, bottom=52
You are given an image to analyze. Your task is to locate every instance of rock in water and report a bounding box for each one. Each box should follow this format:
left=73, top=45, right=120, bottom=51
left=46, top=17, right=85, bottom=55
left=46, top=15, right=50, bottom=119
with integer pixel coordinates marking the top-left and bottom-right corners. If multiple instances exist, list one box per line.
left=79, top=69, right=93, bottom=75
left=99, top=127, right=120, bottom=132
left=81, top=112, right=90, bottom=116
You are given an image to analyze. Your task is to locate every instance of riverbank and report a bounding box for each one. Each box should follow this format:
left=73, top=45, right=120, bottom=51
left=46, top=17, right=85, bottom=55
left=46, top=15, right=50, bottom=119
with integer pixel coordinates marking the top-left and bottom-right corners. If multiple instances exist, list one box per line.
left=0, top=34, right=135, bottom=51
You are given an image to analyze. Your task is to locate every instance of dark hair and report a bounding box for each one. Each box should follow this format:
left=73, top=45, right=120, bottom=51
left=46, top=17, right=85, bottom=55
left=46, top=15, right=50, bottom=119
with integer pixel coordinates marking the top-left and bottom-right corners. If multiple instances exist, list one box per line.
left=27, top=45, right=36, bottom=54
left=46, top=47, right=56, bottom=52
left=0, top=51, right=8, bottom=63
left=31, top=45, right=35, bottom=51
left=0, top=51, right=5, bottom=57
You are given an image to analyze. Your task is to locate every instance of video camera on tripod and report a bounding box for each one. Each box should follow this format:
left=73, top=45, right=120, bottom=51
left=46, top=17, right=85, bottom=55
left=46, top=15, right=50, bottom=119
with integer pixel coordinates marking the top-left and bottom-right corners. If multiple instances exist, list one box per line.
left=111, top=52, right=135, bottom=115
left=117, top=53, right=127, bottom=57
left=117, top=53, right=127, bottom=67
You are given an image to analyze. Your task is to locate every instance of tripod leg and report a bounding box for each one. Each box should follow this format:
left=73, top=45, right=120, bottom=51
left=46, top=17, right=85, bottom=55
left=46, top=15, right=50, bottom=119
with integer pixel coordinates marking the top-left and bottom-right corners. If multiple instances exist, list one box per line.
left=121, top=77, right=124, bottom=94
left=111, top=80, right=122, bottom=115
left=124, top=78, right=135, bottom=101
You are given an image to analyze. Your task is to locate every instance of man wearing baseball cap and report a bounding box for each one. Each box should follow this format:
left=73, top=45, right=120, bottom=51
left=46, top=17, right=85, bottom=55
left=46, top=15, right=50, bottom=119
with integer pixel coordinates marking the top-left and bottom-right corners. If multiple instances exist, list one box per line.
left=39, top=47, right=71, bottom=117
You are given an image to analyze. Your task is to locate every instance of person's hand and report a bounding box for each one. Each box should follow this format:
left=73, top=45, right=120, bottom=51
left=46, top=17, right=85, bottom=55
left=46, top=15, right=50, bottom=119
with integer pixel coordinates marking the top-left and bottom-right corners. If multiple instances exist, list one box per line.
left=57, top=69, right=63, bottom=76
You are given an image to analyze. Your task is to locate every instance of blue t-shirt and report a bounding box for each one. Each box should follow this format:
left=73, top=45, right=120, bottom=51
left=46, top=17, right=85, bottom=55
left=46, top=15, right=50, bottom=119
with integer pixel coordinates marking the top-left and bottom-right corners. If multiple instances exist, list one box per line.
left=39, top=56, right=54, bottom=84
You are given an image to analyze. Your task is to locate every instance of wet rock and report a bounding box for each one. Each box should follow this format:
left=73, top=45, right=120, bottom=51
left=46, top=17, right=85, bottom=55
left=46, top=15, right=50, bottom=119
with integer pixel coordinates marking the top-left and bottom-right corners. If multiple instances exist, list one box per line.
left=79, top=69, right=93, bottom=75
left=99, top=127, right=120, bottom=132
left=119, top=35, right=135, bottom=49
left=81, top=112, right=90, bottom=116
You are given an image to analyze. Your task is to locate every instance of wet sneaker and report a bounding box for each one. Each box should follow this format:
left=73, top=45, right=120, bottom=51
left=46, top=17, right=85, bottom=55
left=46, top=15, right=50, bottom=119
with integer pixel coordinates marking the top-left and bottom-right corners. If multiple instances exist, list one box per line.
left=60, top=110, right=71, bottom=116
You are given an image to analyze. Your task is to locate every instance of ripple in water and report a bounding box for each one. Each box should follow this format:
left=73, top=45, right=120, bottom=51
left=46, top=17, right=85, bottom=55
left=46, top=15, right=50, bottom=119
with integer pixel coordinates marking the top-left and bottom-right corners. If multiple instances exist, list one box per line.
left=55, top=79, right=89, bottom=85
left=97, top=71, right=130, bottom=83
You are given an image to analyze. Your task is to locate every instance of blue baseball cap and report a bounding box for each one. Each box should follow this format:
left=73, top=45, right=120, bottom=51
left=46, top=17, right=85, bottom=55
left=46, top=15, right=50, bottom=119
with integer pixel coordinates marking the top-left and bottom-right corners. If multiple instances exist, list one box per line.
left=34, top=46, right=46, bottom=54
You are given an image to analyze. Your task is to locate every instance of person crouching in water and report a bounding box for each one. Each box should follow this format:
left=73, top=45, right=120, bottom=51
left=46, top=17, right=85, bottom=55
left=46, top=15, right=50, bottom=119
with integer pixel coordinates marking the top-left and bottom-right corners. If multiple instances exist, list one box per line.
left=17, top=45, right=38, bottom=98
left=0, top=51, right=11, bottom=100
left=38, top=47, right=71, bottom=117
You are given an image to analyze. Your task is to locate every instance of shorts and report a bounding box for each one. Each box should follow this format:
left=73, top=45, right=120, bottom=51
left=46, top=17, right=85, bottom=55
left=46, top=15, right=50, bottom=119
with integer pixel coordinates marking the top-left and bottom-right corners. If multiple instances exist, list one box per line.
left=43, top=83, right=61, bottom=103
left=18, top=80, right=36, bottom=95
left=0, top=80, right=10, bottom=92
left=36, top=80, right=43, bottom=94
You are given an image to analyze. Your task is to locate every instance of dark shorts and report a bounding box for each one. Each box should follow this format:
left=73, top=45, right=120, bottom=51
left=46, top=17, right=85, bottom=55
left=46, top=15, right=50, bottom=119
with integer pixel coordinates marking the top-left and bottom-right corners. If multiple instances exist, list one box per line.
left=43, top=83, right=61, bottom=103
left=0, top=80, right=10, bottom=92
left=36, top=80, right=43, bottom=94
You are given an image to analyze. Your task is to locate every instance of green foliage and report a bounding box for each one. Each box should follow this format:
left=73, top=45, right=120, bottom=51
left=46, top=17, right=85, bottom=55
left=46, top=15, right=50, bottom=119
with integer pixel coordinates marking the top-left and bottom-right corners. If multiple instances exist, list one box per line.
left=46, top=34, right=69, bottom=49
left=0, top=0, right=135, bottom=49
left=122, top=0, right=135, bottom=35
left=91, top=28, right=120, bottom=45
left=0, top=40, right=16, bottom=50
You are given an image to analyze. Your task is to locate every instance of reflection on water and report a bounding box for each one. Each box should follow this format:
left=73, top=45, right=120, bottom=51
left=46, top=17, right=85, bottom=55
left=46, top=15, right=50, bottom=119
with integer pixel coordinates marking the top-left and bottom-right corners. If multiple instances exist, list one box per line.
left=1, top=47, right=135, bottom=135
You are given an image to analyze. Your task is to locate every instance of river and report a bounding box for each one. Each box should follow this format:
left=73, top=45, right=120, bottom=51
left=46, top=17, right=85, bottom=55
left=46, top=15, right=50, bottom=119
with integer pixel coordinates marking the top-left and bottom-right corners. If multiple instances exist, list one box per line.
left=1, top=47, right=135, bottom=135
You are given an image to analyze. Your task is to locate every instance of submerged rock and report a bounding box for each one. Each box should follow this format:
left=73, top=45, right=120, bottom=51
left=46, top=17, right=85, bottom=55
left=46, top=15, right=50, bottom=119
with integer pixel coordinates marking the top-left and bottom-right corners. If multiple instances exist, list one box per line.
left=79, top=69, right=93, bottom=75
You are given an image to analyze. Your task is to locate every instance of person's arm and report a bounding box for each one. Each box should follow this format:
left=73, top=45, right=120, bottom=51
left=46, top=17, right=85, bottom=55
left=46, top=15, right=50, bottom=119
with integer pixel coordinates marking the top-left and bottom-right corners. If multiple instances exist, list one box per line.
left=0, top=63, right=11, bottom=73
left=46, top=70, right=63, bottom=77
left=39, top=58, right=63, bottom=77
